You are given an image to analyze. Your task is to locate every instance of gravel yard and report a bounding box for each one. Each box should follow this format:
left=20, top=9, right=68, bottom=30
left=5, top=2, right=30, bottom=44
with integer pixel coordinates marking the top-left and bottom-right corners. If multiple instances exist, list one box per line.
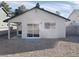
left=0, top=35, right=79, bottom=57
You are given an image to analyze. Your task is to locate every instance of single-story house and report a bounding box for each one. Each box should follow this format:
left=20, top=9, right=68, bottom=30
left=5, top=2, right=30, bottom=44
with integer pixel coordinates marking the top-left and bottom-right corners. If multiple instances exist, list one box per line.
left=66, top=10, right=79, bottom=35
left=3, top=3, right=70, bottom=39
left=68, top=9, right=79, bottom=23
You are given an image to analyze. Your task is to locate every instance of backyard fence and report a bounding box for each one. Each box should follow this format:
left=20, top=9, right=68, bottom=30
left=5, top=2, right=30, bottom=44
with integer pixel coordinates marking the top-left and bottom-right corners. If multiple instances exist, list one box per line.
left=66, top=25, right=79, bottom=36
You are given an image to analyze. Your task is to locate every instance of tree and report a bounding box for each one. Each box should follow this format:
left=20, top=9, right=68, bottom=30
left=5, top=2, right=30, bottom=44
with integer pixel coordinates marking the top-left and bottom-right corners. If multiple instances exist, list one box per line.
left=0, top=1, right=11, bottom=12
left=14, top=5, right=27, bottom=16
left=14, top=9, right=20, bottom=16
left=18, top=5, right=26, bottom=13
left=36, top=3, right=40, bottom=8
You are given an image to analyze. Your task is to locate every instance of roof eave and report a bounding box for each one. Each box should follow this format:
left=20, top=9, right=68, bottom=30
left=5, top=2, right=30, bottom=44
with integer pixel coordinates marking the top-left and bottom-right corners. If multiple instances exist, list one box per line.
left=3, top=6, right=70, bottom=22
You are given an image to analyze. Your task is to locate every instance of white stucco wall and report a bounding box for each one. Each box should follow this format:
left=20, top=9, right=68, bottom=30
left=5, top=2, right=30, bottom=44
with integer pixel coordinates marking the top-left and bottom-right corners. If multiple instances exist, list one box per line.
left=23, top=8, right=66, bottom=39
left=17, top=24, right=22, bottom=31
left=9, top=8, right=66, bottom=39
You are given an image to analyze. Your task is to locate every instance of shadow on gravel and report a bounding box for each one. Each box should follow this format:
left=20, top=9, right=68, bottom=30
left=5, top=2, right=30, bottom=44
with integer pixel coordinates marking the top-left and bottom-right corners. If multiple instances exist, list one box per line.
left=0, top=39, right=60, bottom=55
left=0, top=30, right=16, bottom=40
left=0, top=31, right=79, bottom=56
left=61, top=35, right=79, bottom=43
left=0, top=30, right=61, bottom=55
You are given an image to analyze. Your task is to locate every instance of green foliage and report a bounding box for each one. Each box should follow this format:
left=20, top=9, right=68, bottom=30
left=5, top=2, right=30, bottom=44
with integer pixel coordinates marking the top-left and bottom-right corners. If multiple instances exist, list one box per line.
left=14, top=5, right=26, bottom=16
left=0, top=1, right=11, bottom=12
left=14, top=9, right=21, bottom=16
left=36, top=3, right=40, bottom=8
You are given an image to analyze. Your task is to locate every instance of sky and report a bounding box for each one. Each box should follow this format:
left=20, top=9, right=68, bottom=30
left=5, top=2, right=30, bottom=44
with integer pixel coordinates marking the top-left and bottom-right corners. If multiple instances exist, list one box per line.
left=5, top=1, right=79, bottom=18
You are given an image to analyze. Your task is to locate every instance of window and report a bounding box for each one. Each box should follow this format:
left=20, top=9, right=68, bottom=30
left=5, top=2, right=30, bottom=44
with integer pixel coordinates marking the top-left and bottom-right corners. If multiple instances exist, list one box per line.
left=45, top=23, right=56, bottom=29
left=45, top=23, right=50, bottom=29
left=18, top=31, right=22, bottom=34
left=27, top=24, right=39, bottom=37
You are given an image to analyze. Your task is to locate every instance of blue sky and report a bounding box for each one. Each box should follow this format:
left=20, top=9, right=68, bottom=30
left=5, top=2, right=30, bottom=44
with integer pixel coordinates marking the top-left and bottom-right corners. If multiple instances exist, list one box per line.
left=5, top=1, right=79, bottom=18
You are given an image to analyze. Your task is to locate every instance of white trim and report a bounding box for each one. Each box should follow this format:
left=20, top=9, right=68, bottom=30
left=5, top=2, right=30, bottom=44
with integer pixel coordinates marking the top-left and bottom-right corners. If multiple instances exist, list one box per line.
left=8, top=22, right=10, bottom=40
left=16, top=24, right=18, bottom=36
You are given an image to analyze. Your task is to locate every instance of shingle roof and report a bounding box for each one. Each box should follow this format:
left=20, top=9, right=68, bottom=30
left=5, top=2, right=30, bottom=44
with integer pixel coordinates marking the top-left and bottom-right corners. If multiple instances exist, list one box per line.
left=3, top=6, right=70, bottom=22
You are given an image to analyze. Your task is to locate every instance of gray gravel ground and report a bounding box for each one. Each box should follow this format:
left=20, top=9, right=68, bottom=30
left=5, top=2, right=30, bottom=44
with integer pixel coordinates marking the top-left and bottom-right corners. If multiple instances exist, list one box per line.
left=0, top=34, right=79, bottom=57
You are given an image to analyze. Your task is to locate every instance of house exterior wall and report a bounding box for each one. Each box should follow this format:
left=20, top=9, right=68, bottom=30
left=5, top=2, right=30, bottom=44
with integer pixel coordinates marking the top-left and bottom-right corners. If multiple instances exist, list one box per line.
left=17, top=24, right=22, bottom=36
left=16, top=23, right=22, bottom=32
left=8, top=8, right=66, bottom=39
left=69, top=10, right=79, bottom=23
left=22, top=8, right=66, bottom=39
left=67, top=10, right=79, bottom=35
left=0, top=8, right=9, bottom=30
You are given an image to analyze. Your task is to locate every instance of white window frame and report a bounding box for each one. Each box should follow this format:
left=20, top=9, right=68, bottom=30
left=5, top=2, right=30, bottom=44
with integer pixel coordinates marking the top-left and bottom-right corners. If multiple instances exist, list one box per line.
left=27, top=24, right=39, bottom=37
left=45, top=22, right=56, bottom=29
